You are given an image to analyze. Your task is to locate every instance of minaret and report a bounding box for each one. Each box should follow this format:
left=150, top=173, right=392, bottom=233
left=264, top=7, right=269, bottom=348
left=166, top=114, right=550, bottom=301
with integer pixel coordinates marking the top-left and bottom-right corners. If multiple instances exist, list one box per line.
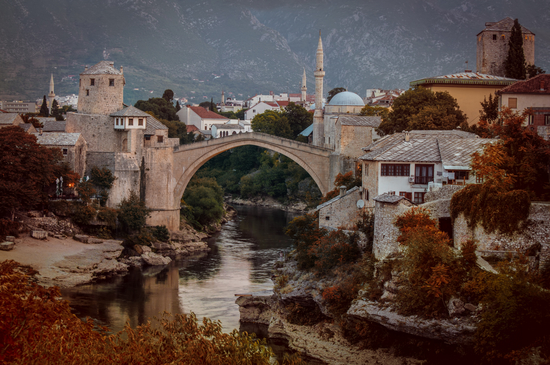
left=301, top=68, right=307, bottom=103
left=313, top=31, right=325, bottom=147
left=221, top=90, right=225, bottom=105
left=48, top=73, right=55, bottom=114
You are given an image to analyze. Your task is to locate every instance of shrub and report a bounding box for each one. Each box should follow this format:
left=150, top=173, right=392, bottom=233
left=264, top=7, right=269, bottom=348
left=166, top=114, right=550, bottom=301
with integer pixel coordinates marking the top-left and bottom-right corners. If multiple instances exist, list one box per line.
left=72, top=203, right=96, bottom=226
left=152, top=225, right=170, bottom=242
left=312, top=229, right=361, bottom=275
left=285, top=212, right=325, bottom=270
left=0, top=219, right=20, bottom=239
left=96, top=206, right=117, bottom=229
left=321, top=263, right=367, bottom=316
left=118, top=191, right=151, bottom=233
left=122, top=229, right=154, bottom=248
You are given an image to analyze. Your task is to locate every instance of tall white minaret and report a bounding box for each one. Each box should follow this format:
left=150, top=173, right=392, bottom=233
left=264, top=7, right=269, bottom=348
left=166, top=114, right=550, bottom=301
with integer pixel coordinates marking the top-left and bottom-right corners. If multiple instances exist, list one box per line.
left=313, top=31, right=325, bottom=147
left=301, top=68, right=307, bottom=103
left=48, top=73, right=55, bottom=114
left=221, top=90, right=225, bottom=105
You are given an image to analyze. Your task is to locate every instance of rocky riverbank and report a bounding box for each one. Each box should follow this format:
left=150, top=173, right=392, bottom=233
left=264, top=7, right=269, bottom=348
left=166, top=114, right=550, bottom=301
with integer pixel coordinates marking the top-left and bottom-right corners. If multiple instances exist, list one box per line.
left=225, top=196, right=312, bottom=213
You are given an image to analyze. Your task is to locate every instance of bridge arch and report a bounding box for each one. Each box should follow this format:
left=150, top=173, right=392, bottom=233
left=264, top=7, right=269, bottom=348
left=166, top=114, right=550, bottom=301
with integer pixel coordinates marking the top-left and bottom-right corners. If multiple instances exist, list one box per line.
left=172, top=133, right=333, bottom=208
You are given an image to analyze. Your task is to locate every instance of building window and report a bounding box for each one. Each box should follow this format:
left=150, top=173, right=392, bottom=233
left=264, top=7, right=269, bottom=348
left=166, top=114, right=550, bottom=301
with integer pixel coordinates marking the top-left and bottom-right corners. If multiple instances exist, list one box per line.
left=449, top=170, right=470, bottom=182
left=90, top=79, right=95, bottom=86
left=414, top=192, right=425, bottom=204
left=476, top=175, right=484, bottom=184
left=508, top=98, right=517, bottom=109
left=62, top=148, right=68, bottom=156
left=86, top=89, right=89, bottom=96
left=109, top=79, right=114, bottom=86
left=145, top=135, right=151, bottom=141
left=157, top=135, right=164, bottom=143
left=527, top=114, right=534, bottom=125
left=545, top=115, right=550, bottom=125
left=381, top=163, right=410, bottom=176
left=138, top=118, right=143, bottom=126
left=493, top=34, right=497, bottom=40
left=399, top=191, right=412, bottom=200
left=415, top=164, right=434, bottom=184
left=128, top=118, right=133, bottom=126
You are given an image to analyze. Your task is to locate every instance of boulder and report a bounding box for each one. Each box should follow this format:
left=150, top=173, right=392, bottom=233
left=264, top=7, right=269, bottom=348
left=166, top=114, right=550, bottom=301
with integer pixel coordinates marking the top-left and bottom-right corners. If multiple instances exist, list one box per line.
left=5, top=236, right=15, bottom=242
left=133, top=245, right=144, bottom=255
left=141, top=245, right=152, bottom=253
left=0, top=242, right=15, bottom=251
left=74, top=234, right=89, bottom=243
left=141, top=251, right=171, bottom=266
left=87, top=237, right=104, bottom=244
left=447, top=297, right=466, bottom=317
left=31, top=230, right=48, bottom=240
left=464, top=303, right=477, bottom=312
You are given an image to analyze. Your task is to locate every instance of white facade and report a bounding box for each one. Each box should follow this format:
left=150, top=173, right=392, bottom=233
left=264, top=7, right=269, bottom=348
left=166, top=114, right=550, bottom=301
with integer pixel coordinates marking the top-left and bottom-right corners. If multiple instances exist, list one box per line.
left=245, top=102, right=281, bottom=120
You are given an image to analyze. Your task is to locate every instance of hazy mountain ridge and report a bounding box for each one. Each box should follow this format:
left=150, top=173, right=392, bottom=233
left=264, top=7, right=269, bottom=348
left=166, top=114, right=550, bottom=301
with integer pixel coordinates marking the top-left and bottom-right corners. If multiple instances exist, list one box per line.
left=0, top=0, right=548, bottom=104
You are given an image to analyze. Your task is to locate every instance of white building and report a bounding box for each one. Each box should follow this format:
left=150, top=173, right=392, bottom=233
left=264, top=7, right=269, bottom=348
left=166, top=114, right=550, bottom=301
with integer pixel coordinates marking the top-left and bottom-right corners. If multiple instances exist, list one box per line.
left=177, top=105, right=229, bottom=131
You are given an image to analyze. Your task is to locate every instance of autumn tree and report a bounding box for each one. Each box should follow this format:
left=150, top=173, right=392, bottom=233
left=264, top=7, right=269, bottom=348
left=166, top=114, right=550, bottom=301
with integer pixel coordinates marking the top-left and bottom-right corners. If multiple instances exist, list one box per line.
left=0, top=126, right=63, bottom=220
left=39, top=95, right=49, bottom=117
left=504, top=19, right=527, bottom=80
left=377, top=87, right=467, bottom=135
left=327, top=87, right=346, bottom=103
left=251, top=110, right=292, bottom=138
left=479, top=93, right=499, bottom=124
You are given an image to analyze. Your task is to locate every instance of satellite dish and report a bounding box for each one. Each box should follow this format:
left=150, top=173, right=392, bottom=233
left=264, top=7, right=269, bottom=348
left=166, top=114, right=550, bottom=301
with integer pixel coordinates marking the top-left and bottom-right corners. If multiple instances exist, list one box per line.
left=356, top=199, right=365, bottom=208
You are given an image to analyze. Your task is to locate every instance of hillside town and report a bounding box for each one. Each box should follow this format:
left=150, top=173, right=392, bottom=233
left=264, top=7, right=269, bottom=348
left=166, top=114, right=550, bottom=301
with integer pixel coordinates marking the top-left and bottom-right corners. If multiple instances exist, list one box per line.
left=1, top=15, right=550, bottom=365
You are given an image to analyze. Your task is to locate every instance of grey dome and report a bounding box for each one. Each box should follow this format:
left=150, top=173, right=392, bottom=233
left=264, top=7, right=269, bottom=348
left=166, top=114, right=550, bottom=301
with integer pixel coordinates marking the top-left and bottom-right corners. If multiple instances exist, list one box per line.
left=328, top=91, right=365, bottom=106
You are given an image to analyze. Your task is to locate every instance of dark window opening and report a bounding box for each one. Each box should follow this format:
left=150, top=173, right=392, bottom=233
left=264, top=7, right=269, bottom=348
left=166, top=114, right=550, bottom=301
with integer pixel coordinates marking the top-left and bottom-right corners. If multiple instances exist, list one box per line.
left=438, top=217, right=453, bottom=243
left=527, top=114, right=534, bottom=125
left=145, top=135, right=151, bottom=141
left=415, top=164, right=434, bottom=184
left=157, top=135, right=164, bottom=143
left=381, top=163, right=410, bottom=176
left=414, top=192, right=426, bottom=204
left=86, top=89, right=89, bottom=96
left=138, top=118, right=143, bottom=126
left=545, top=115, right=550, bottom=126
left=128, top=118, right=133, bottom=126
left=109, top=79, right=114, bottom=86
left=399, top=191, right=412, bottom=200
left=325, top=216, right=330, bottom=220
left=62, top=148, right=68, bottom=156
left=493, top=34, right=497, bottom=40
left=90, top=79, right=95, bottom=86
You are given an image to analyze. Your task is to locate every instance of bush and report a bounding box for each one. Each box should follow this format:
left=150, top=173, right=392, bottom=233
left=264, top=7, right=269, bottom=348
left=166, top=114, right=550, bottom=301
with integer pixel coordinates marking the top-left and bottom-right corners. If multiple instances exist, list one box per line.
left=285, top=212, right=325, bottom=270
left=72, top=203, right=96, bottom=226
left=96, top=206, right=117, bottom=229
left=118, top=191, right=151, bottom=233
left=0, top=219, right=20, bottom=239
left=183, top=177, right=224, bottom=230
left=122, top=229, right=154, bottom=248
left=152, top=225, right=170, bottom=242
left=312, top=229, right=361, bottom=275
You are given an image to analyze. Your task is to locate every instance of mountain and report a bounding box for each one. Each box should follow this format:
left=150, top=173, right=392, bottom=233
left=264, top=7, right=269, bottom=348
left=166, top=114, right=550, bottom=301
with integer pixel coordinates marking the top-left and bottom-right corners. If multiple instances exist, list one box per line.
left=0, top=0, right=549, bottom=105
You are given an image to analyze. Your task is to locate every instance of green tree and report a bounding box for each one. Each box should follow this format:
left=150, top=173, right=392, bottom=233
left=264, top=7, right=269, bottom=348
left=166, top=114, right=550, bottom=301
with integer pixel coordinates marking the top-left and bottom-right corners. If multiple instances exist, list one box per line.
left=359, top=105, right=388, bottom=118
left=175, top=100, right=181, bottom=112
left=118, top=191, right=151, bottom=233
left=219, top=111, right=237, bottom=119
left=526, top=64, right=546, bottom=79
left=39, top=95, right=49, bottom=117
left=183, top=177, right=224, bottom=229
left=251, top=110, right=292, bottom=138
left=135, top=97, right=179, bottom=121
left=236, top=108, right=247, bottom=120
left=50, top=100, right=63, bottom=121
left=327, top=87, right=346, bottom=103
left=504, top=19, right=527, bottom=80
left=0, top=126, right=63, bottom=220
left=199, top=100, right=217, bottom=112
left=284, top=102, right=313, bottom=138
left=377, top=87, right=467, bottom=135
left=479, top=93, right=499, bottom=123
left=162, top=89, right=174, bottom=103
left=90, top=166, right=116, bottom=206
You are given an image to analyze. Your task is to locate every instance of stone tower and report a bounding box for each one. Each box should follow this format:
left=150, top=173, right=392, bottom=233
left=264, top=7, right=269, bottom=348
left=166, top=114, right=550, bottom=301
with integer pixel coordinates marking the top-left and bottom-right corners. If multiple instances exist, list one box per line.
left=77, top=61, right=125, bottom=115
left=313, top=31, right=325, bottom=147
left=301, top=68, right=307, bottom=102
left=476, top=17, right=535, bottom=77
left=48, top=73, right=55, bottom=114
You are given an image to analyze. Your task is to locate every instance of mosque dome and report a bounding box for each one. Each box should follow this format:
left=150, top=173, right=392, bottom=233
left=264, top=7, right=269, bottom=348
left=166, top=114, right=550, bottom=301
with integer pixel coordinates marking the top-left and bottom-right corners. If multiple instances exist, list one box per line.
left=328, top=91, right=365, bottom=106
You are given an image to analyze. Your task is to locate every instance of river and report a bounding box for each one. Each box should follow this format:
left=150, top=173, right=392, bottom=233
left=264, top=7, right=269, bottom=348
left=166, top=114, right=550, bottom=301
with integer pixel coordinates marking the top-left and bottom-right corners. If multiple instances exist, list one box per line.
left=60, top=205, right=299, bottom=333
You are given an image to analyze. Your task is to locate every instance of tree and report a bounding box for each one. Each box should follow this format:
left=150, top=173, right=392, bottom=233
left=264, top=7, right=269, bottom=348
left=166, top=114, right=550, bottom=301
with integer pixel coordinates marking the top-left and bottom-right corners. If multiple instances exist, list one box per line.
left=90, top=166, right=116, bottom=206
left=236, top=108, right=247, bottom=120
left=284, top=102, right=313, bottom=138
left=21, top=114, right=42, bottom=128
left=135, top=97, right=179, bottom=121
left=504, top=19, right=527, bottom=80
left=199, top=100, right=217, bottom=112
left=39, top=95, right=49, bottom=117
left=479, top=94, right=499, bottom=123
left=50, top=99, right=63, bottom=121
left=327, top=87, right=346, bottom=103
left=182, top=177, right=224, bottom=230
left=162, top=89, right=174, bottom=103
left=118, top=191, right=151, bottom=233
left=251, top=110, right=292, bottom=138
left=377, top=87, right=467, bottom=135
left=526, top=64, right=546, bottom=79
left=0, top=126, right=62, bottom=220
left=359, top=105, right=388, bottom=118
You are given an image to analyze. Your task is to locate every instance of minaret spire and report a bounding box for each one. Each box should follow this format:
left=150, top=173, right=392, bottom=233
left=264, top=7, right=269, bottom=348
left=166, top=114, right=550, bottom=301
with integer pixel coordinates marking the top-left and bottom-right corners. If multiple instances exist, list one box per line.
left=313, top=30, right=325, bottom=146
left=301, top=68, right=307, bottom=103
left=48, top=73, right=56, bottom=114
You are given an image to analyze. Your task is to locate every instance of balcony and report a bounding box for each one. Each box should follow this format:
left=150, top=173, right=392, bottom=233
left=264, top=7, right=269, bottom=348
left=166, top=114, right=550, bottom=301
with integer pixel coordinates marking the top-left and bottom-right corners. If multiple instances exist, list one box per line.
left=414, top=176, right=434, bottom=185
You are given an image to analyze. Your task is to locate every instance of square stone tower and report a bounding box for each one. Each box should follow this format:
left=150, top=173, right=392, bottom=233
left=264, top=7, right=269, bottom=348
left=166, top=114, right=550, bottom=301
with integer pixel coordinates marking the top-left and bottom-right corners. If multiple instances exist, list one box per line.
left=78, top=61, right=125, bottom=115
left=476, top=17, right=535, bottom=77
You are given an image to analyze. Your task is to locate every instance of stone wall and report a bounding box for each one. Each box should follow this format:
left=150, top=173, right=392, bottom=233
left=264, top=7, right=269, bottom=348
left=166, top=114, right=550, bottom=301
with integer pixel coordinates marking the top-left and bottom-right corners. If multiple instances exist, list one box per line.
left=66, top=113, right=118, bottom=153
left=362, top=161, right=379, bottom=208
left=337, top=125, right=374, bottom=158
left=373, top=199, right=414, bottom=259
left=78, top=73, right=124, bottom=115
left=424, top=185, right=465, bottom=203
left=318, top=187, right=362, bottom=230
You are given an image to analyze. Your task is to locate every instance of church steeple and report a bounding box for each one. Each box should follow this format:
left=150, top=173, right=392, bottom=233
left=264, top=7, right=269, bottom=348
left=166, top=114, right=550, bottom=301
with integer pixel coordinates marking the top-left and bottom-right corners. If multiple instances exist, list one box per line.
left=48, top=73, right=56, bottom=114
left=313, top=31, right=325, bottom=147
left=301, top=68, right=307, bottom=102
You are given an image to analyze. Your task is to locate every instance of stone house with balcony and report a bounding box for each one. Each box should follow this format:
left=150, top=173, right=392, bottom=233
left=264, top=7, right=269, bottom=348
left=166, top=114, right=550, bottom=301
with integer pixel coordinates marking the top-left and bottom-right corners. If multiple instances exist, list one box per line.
left=359, top=130, right=495, bottom=207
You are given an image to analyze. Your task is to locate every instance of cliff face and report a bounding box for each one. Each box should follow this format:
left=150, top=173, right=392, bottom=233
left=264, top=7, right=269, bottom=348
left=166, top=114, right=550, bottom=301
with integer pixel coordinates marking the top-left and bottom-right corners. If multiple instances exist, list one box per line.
left=2, top=0, right=549, bottom=103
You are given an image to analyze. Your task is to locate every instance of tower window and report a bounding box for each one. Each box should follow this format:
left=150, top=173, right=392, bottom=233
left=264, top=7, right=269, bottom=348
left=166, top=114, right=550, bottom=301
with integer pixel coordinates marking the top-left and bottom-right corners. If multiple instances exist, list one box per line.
left=493, top=34, right=497, bottom=40
left=86, top=89, right=89, bottom=96
left=129, top=118, right=134, bottom=126
left=90, top=79, right=95, bottom=86
left=157, top=135, right=164, bottom=143
left=109, top=79, right=114, bottom=86
left=138, top=118, right=143, bottom=126
left=62, top=148, right=68, bottom=156
left=545, top=115, right=550, bottom=125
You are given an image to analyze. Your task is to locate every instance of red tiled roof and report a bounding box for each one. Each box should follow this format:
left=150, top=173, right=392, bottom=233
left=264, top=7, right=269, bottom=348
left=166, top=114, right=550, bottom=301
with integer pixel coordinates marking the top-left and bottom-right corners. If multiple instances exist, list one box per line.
left=188, top=106, right=227, bottom=119
left=265, top=102, right=279, bottom=107
left=277, top=101, right=290, bottom=107
left=186, top=125, right=199, bottom=133
left=498, top=74, right=550, bottom=95
left=0, top=109, right=8, bottom=113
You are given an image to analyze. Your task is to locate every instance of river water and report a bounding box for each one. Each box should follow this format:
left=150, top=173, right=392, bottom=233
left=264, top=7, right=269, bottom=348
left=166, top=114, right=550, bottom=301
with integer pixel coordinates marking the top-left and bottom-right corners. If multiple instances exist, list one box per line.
left=60, top=205, right=299, bottom=333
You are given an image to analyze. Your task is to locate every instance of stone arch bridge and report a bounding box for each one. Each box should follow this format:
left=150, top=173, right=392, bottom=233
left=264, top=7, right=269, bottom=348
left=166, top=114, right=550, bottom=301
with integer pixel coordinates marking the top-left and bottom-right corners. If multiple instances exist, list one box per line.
left=147, top=132, right=336, bottom=230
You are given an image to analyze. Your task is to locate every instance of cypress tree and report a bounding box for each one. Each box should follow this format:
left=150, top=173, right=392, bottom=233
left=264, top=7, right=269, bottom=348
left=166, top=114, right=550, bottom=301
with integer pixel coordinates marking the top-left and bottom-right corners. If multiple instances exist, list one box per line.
left=39, top=95, right=49, bottom=117
left=175, top=101, right=181, bottom=112
left=504, top=19, right=527, bottom=80
left=51, top=99, right=63, bottom=121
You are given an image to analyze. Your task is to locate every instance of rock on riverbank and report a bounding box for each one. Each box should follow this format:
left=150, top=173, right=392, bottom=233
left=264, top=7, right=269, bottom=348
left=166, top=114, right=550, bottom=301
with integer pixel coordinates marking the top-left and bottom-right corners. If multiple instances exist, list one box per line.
left=225, top=196, right=311, bottom=213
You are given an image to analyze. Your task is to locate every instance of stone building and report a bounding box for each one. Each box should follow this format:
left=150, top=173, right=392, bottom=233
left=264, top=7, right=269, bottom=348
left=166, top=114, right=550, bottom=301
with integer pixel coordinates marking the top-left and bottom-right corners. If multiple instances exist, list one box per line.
left=33, top=132, right=87, bottom=178
left=476, top=17, right=535, bottom=77
left=0, top=113, right=24, bottom=128
left=372, top=194, right=414, bottom=259
left=317, top=186, right=362, bottom=230
left=77, top=61, right=125, bottom=115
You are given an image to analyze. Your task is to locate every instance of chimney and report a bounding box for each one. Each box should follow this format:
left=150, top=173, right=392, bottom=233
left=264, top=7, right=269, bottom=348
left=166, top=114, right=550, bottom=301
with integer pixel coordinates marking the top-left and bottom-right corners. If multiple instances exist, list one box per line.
left=405, top=131, right=410, bottom=142
left=120, top=66, right=124, bottom=74
left=84, top=65, right=88, bottom=71
left=39, top=128, right=43, bottom=136
left=339, top=186, right=347, bottom=197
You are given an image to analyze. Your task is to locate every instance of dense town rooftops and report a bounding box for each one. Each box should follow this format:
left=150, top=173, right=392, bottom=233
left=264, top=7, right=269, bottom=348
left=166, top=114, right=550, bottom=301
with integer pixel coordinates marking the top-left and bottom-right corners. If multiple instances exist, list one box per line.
left=33, top=132, right=82, bottom=146
left=410, top=72, right=518, bottom=87
left=0, top=113, right=21, bottom=125
left=477, top=17, right=534, bottom=36
left=42, top=121, right=66, bottom=132
left=497, top=74, right=550, bottom=95
left=338, top=115, right=381, bottom=127
left=110, top=105, right=151, bottom=117
left=81, top=61, right=123, bottom=75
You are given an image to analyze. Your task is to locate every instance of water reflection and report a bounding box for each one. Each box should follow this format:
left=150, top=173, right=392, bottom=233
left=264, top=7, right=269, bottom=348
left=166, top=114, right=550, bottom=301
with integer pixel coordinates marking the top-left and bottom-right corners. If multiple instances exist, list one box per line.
left=61, top=205, right=298, bottom=333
